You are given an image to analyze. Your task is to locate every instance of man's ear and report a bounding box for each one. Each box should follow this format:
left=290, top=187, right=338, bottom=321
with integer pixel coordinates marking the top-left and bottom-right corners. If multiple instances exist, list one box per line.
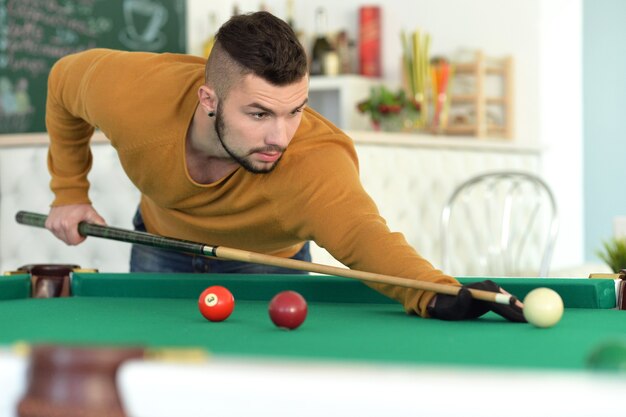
left=198, top=85, right=218, bottom=114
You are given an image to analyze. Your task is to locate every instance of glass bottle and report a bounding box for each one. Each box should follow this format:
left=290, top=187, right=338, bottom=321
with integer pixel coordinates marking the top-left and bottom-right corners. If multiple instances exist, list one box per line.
left=309, top=7, right=332, bottom=76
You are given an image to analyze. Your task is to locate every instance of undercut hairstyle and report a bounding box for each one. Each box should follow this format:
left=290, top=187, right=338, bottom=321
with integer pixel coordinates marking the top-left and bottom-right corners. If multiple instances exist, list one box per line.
left=205, top=11, right=308, bottom=99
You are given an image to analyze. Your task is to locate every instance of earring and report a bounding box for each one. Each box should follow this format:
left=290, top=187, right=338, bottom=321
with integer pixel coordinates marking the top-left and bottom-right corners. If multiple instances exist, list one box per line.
left=207, top=111, right=215, bottom=117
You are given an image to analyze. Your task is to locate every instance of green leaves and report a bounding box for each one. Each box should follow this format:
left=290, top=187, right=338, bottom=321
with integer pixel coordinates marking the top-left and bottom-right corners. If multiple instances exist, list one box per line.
left=356, top=86, right=418, bottom=123
left=597, top=238, right=626, bottom=273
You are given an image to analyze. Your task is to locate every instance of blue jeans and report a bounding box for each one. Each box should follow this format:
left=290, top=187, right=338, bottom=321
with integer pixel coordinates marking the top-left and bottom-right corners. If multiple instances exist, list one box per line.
left=129, top=209, right=311, bottom=274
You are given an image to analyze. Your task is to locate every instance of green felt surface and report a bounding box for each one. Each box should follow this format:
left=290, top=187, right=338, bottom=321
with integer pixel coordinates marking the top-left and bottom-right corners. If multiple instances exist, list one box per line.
left=72, top=273, right=396, bottom=303
left=70, top=273, right=617, bottom=309
left=0, top=296, right=624, bottom=370
left=0, top=274, right=30, bottom=300
left=1, top=273, right=616, bottom=308
left=0, top=273, right=623, bottom=371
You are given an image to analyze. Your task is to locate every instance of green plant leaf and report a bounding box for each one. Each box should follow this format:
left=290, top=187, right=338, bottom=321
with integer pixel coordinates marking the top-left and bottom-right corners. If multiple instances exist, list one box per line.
left=596, top=237, right=626, bottom=273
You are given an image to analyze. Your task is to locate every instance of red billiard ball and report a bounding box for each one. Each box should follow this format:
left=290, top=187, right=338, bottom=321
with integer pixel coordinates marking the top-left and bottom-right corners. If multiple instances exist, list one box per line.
left=268, top=291, right=307, bottom=330
left=198, top=286, right=234, bottom=322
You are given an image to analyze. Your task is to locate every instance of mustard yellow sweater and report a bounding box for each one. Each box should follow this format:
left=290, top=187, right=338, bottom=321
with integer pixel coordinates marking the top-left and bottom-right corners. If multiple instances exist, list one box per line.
left=46, top=48, right=458, bottom=316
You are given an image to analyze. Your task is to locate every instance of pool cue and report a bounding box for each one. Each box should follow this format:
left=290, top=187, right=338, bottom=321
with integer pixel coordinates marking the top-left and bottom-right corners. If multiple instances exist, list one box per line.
left=15, top=211, right=514, bottom=305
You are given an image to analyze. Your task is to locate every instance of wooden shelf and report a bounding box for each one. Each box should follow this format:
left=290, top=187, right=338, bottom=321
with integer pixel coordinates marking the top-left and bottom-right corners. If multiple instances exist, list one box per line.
left=449, top=94, right=475, bottom=103
left=454, top=62, right=506, bottom=75
left=444, top=51, right=514, bottom=139
left=440, top=124, right=475, bottom=134
left=449, top=95, right=507, bottom=105
left=486, top=97, right=507, bottom=105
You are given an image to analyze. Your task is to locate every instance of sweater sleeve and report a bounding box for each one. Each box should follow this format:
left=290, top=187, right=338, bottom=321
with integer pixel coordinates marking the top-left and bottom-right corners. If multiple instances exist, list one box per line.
left=45, top=49, right=205, bottom=207
left=45, top=50, right=117, bottom=206
left=272, top=135, right=460, bottom=317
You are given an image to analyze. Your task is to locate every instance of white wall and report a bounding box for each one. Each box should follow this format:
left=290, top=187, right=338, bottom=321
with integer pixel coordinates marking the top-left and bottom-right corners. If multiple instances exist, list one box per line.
left=538, top=0, right=583, bottom=270
left=188, top=0, right=542, bottom=144
left=188, top=0, right=584, bottom=270
left=582, top=0, right=626, bottom=263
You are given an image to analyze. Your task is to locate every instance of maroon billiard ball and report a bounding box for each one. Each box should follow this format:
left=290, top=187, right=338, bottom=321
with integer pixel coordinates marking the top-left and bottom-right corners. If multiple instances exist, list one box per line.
left=198, top=286, right=234, bottom=322
left=268, top=291, right=308, bottom=330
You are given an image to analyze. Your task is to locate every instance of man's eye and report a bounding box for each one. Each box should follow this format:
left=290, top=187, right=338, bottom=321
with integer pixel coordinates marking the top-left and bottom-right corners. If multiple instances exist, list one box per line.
left=291, top=108, right=304, bottom=115
left=251, top=112, right=268, bottom=119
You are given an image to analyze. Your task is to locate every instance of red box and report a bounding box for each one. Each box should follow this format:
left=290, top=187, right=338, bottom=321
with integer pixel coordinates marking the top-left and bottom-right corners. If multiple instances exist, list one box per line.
left=359, top=6, right=381, bottom=77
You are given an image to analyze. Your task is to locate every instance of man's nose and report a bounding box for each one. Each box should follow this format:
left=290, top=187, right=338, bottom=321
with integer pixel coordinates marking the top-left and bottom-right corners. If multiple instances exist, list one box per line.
left=265, top=119, right=290, bottom=148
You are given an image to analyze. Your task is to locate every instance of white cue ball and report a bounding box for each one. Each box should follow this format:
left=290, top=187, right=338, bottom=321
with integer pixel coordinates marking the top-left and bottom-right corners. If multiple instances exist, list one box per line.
left=523, top=287, right=564, bottom=328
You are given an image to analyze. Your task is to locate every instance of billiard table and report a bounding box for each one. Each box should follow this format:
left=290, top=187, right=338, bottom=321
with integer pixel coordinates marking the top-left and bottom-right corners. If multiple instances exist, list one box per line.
left=2, top=270, right=626, bottom=417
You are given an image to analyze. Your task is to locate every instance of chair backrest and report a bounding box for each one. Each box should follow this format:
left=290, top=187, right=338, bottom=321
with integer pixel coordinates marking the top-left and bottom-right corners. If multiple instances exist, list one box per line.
left=440, top=171, right=558, bottom=277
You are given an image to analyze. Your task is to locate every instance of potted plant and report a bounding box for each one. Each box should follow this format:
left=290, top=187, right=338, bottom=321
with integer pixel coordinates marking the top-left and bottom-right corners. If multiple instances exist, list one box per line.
left=597, top=237, right=626, bottom=273
left=356, top=86, right=420, bottom=132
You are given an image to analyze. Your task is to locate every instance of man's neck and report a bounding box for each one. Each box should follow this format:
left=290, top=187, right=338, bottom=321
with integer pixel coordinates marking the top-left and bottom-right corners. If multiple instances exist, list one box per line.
left=185, top=105, right=238, bottom=184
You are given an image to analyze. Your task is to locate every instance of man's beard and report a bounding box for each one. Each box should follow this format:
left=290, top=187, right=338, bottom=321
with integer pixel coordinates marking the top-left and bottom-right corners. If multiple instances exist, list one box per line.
left=214, top=104, right=284, bottom=174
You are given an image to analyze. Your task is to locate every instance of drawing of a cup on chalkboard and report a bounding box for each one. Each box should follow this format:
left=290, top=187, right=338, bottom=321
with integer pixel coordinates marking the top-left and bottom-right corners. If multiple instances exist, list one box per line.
left=119, top=0, right=168, bottom=51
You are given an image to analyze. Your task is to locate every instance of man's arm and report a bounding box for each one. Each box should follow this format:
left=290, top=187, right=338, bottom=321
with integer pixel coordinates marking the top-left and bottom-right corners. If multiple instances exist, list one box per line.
left=271, top=139, right=459, bottom=316
left=45, top=50, right=113, bottom=243
left=46, top=50, right=104, bottom=207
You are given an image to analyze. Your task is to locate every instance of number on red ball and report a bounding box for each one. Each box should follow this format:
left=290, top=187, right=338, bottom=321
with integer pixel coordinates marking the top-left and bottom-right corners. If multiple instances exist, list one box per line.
left=268, top=291, right=308, bottom=330
left=198, top=286, right=235, bottom=322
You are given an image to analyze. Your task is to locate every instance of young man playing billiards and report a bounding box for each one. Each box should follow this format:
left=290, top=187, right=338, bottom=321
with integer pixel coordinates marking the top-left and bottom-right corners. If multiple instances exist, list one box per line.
left=43, top=11, right=524, bottom=323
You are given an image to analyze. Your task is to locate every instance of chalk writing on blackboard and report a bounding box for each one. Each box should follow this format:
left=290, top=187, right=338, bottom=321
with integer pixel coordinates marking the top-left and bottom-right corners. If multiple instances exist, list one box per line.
left=0, top=0, right=185, bottom=134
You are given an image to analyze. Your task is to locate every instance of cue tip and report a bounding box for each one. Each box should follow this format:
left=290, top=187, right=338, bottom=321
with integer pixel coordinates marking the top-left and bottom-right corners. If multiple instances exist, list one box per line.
left=494, top=293, right=514, bottom=306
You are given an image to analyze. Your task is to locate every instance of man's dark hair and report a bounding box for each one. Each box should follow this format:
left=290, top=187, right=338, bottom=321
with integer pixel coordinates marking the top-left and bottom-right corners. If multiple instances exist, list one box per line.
left=205, top=11, right=308, bottom=98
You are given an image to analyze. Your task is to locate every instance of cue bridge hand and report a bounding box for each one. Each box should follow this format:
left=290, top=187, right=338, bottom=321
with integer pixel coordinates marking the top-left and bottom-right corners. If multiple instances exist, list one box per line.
left=427, top=280, right=526, bottom=323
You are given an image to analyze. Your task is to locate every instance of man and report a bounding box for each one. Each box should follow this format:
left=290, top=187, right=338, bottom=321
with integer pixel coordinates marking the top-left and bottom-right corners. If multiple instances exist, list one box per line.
left=44, top=11, right=523, bottom=322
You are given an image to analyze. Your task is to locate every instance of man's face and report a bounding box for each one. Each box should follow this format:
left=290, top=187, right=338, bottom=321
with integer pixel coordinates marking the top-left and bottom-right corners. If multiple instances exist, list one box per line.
left=214, top=74, right=309, bottom=174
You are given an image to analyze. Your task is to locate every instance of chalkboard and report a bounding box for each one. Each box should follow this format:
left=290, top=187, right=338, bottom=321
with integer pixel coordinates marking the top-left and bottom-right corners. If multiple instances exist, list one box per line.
left=0, top=0, right=186, bottom=134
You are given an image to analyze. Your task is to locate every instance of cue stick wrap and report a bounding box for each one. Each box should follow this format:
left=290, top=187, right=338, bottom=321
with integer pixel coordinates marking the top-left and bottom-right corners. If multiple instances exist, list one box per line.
left=15, top=211, right=512, bottom=305
left=15, top=211, right=206, bottom=255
